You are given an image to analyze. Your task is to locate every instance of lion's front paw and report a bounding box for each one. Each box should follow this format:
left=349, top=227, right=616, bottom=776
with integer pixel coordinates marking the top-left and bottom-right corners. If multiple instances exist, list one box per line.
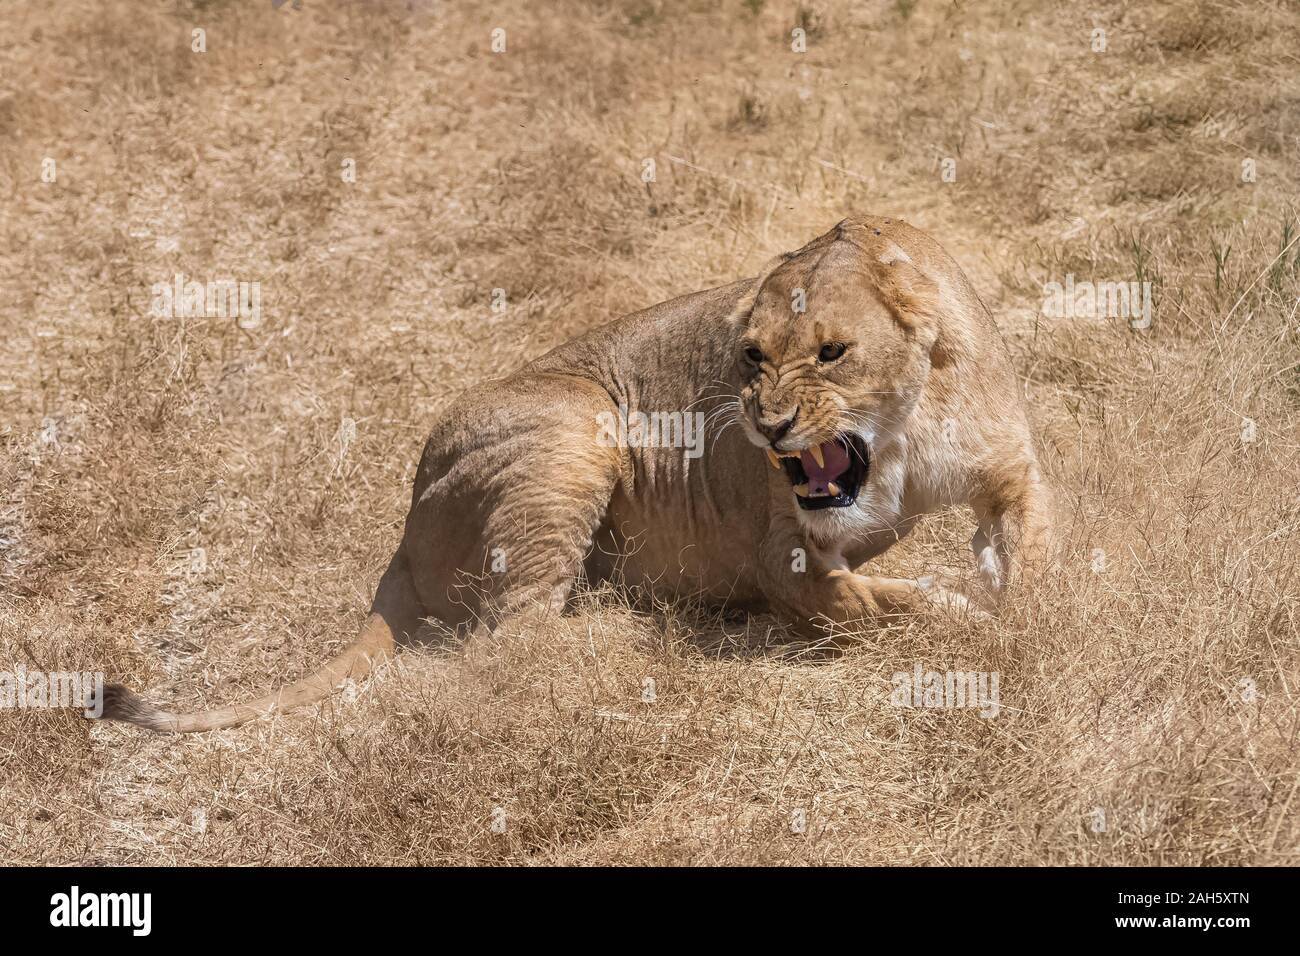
left=914, top=576, right=993, bottom=621
left=821, top=568, right=887, bottom=623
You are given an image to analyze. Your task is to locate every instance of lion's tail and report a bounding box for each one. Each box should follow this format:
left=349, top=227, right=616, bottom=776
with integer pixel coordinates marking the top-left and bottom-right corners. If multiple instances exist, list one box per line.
left=93, top=547, right=423, bottom=734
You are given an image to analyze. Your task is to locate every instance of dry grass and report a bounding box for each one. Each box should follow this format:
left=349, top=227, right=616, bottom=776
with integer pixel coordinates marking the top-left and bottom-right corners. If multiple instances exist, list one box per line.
left=2, top=0, right=1298, bottom=865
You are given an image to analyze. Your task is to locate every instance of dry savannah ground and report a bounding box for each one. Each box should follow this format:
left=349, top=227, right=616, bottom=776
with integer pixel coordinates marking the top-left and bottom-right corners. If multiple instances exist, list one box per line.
left=1, top=0, right=1298, bottom=866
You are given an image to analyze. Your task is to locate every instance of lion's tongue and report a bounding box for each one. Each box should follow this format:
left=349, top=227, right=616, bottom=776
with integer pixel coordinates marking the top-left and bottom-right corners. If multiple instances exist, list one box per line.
left=800, top=440, right=850, bottom=495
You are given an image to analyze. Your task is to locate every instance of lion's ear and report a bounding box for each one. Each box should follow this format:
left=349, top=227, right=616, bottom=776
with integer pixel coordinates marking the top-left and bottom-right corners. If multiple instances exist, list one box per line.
left=837, top=221, right=942, bottom=347
left=725, top=253, right=791, bottom=327
left=867, top=251, right=941, bottom=347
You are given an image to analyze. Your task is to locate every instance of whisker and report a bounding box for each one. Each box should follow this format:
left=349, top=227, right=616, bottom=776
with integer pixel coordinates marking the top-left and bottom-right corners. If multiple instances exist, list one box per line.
left=702, top=412, right=742, bottom=445
left=708, top=418, right=739, bottom=453
left=702, top=401, right=741, bottom=429
left=685, top=387, right=738, bottom=412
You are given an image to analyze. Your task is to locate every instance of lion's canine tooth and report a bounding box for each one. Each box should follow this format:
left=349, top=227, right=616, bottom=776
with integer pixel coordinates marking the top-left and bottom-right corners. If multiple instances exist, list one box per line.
left=793, top=483, right=810, bottom=497
left=766, top=449, right=781, bottom=471
left=827, top=481, right=841, bottom=496
left=809, top=444, right=825, bottom=469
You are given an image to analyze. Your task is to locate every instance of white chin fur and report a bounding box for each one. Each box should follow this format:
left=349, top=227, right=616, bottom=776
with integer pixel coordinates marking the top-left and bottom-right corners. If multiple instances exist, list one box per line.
left=796, top=497, right=873, bottom=538
left=739, top=417, right=772, bottom=448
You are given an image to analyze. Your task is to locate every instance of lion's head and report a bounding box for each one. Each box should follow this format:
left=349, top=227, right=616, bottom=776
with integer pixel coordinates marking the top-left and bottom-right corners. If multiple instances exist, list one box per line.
left=731, top=218, right=942, bottom=514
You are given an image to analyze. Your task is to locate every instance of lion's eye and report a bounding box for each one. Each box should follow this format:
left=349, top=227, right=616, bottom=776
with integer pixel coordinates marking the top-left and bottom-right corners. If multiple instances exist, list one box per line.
left=743, top=345, right=764, bottom=364
left=818, top=342, right=847, bottom=363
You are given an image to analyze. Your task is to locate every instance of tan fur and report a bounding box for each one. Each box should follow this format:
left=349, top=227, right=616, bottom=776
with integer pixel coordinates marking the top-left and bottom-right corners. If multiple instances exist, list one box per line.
left=95, top=215, right=1054, bottom=732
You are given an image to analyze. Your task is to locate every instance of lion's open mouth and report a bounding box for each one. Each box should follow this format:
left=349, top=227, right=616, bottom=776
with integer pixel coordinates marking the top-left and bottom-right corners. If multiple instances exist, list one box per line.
left=769, top=434, right=869, bottom=510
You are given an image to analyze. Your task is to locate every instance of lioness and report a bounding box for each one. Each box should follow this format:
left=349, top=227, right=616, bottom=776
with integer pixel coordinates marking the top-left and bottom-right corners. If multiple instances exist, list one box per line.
left=98, top=216, right=1053, bottom=733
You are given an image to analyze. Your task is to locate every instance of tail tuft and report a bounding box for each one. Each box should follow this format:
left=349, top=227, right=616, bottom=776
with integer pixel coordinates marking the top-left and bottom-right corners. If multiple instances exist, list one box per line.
left=91, top=683, right=180, bottom=733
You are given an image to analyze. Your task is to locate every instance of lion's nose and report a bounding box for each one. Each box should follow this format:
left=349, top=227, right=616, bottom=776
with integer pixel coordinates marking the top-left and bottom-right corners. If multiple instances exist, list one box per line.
left=756, top=407, right=798, bottom=447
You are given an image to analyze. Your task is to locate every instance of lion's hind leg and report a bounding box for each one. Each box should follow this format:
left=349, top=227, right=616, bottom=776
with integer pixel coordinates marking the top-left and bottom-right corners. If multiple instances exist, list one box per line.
left=404, top=373, right=625, bottom=636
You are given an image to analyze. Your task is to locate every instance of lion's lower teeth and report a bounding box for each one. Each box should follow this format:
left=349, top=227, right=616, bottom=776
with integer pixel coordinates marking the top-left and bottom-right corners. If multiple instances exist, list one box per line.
left=794, top=483, right=844, bottom=498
